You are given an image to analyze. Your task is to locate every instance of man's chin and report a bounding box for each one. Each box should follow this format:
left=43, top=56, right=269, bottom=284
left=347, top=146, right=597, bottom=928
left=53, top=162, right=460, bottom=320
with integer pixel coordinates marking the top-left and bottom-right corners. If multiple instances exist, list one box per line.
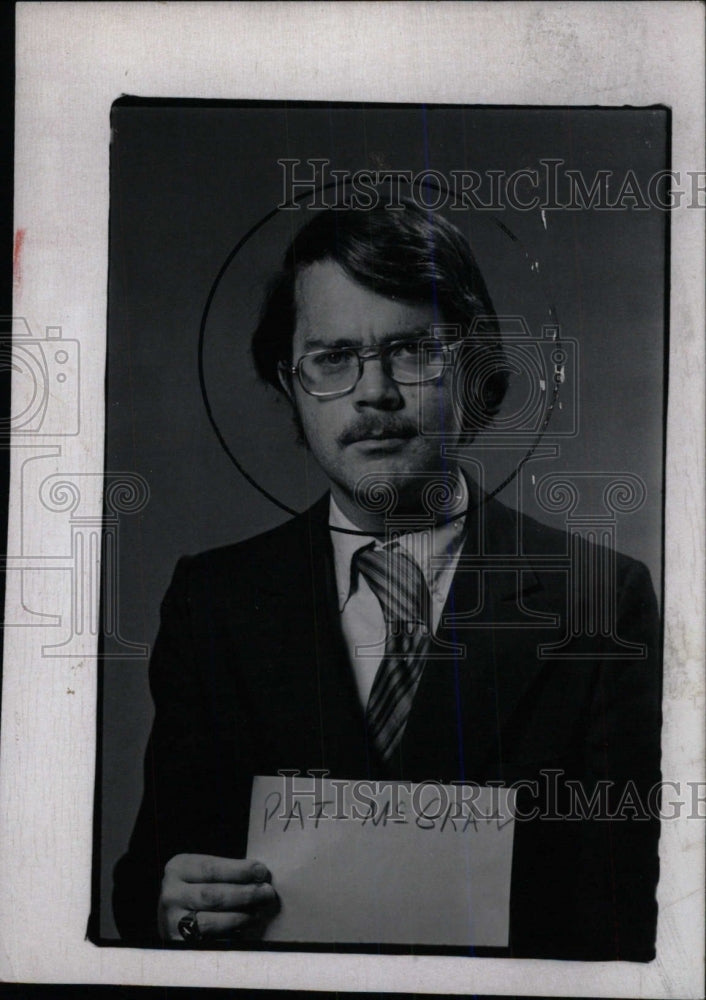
left=342, top=459, right=457, bottom=519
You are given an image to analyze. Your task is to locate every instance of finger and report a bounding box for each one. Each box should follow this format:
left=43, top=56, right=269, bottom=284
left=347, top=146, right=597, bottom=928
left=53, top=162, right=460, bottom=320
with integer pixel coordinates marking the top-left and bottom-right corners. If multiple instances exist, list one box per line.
left=196, top=909, right=267, bottom=940
left=165, top=854, right=271, bottom=885
left=165, top=879, right=277, bottom=914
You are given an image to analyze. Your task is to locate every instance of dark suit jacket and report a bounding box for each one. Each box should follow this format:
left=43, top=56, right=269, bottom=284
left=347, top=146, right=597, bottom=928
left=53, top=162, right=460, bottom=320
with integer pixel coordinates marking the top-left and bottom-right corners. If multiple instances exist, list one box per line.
left=112, top=491, right=662, bottom=960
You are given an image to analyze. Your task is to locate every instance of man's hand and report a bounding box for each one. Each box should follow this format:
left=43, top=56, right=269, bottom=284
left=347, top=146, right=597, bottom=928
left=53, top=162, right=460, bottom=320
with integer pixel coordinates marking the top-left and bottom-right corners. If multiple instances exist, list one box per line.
left=158, top=854, right=278, bottom=942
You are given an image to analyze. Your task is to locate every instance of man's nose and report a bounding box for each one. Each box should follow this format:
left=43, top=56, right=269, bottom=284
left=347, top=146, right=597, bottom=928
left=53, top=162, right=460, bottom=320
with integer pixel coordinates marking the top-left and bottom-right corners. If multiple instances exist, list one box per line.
left=352, top=356, right=403, bottom=409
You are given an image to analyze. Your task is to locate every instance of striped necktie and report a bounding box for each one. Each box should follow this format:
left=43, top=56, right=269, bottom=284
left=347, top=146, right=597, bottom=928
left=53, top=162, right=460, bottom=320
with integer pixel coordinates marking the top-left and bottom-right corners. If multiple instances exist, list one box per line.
left=355, top=543, right=433, bottom=761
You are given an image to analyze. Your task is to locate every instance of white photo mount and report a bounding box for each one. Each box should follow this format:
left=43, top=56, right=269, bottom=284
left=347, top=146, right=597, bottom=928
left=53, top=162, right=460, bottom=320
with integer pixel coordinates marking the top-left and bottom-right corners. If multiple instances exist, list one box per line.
left=1, top=3, right=704, bottom=997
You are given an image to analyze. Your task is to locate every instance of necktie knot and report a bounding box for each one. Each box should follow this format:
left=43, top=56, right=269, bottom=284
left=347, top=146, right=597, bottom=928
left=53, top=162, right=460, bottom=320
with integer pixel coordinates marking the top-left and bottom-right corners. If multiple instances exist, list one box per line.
left=354, top=542, right=431, bottom=635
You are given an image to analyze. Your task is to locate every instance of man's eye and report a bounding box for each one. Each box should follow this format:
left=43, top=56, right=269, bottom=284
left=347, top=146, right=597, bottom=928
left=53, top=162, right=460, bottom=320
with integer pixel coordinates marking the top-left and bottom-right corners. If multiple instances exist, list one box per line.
left=391, top=340, right=423, bottom=358
left=313, top=349, right=355, bottom=368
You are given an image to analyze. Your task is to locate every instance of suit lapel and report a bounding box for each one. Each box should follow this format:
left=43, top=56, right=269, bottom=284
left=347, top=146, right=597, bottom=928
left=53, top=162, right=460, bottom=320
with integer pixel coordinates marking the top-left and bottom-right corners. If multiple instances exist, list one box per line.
left=248, top=496, right=377, bottom=777
left=401, top=491, right=554, bottom=780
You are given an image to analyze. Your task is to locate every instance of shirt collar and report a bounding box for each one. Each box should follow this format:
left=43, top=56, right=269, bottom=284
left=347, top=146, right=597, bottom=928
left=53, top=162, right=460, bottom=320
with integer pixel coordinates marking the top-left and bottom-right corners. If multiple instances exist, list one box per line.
left=328, top=501, right=376, bottom=611
left=328, top=475, right=468, bottom=612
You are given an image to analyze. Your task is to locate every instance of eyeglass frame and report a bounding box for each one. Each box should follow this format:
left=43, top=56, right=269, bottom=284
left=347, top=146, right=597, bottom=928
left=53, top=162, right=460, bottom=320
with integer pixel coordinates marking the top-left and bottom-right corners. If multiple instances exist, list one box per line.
left=278, top=335, right=465, bottom=399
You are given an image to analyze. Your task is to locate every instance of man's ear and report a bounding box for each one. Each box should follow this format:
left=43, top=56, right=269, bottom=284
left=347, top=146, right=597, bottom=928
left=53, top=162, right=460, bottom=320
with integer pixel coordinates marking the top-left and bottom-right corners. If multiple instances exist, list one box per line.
left=276, top=366, right=309, bottom=448
left=277, top=364, right=295, bottom=404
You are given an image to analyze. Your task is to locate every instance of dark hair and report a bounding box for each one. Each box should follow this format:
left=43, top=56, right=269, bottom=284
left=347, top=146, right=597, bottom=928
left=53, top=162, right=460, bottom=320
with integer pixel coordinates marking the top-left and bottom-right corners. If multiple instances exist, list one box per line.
left=251, top=200, right=508, bottom=434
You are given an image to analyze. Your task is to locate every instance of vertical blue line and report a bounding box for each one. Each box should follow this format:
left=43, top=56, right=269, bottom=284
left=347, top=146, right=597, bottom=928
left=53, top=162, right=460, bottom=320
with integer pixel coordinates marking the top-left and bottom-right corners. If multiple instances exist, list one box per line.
left=421, top=103, right=475, bottom=957
left=420, top=104, right=466, bottom=774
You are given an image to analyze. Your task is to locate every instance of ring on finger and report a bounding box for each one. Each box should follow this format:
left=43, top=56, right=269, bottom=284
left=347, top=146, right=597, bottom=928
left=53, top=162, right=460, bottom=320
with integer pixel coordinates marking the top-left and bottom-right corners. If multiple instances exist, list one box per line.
left=177, top=909, right=203, bottom=943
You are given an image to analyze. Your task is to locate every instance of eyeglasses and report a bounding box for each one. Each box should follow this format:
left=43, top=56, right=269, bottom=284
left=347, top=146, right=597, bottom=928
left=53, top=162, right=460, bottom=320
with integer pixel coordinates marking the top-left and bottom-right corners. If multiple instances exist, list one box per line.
left=279, top=337, right=463, bottom=398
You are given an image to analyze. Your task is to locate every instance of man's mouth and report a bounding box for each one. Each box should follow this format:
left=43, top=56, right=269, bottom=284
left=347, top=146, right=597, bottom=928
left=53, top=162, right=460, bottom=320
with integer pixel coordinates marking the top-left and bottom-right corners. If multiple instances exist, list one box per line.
left=339, top=423, right=416, bottom=446
left=355, top=431, right=413, bottom=442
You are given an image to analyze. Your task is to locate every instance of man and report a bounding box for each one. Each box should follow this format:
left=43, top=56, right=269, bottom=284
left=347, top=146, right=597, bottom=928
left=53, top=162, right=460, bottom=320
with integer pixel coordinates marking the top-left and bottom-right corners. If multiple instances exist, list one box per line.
left=113, top=201, right=662, bottom=960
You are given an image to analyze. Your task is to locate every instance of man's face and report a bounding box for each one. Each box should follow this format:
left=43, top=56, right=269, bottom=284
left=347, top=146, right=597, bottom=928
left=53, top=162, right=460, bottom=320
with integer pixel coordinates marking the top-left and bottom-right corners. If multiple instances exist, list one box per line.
left=283, top=258, right=463, bottom=526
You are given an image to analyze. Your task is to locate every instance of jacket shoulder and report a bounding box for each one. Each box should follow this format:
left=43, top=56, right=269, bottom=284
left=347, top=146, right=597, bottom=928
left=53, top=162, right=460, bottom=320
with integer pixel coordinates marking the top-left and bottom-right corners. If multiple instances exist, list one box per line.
left=168, top=503, right=330, bottom=598
left=488, top=494, right=654, bottom=584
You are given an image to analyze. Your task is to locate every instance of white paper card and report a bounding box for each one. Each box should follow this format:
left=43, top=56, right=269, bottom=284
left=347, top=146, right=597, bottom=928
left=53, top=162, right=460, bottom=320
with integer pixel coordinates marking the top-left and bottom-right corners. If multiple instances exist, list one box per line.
left=247, top=775, right=517, bottom=946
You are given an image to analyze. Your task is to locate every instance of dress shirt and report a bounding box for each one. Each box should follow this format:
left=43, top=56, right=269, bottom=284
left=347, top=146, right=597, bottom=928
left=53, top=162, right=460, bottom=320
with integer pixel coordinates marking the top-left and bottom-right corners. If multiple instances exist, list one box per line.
left=329, top=479, right=468, bottom=708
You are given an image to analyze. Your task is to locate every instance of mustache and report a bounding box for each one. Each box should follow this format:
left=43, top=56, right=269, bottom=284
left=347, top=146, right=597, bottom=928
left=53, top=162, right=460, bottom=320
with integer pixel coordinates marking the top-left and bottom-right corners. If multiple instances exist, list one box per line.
left=338, top=417, right=417, bottom=446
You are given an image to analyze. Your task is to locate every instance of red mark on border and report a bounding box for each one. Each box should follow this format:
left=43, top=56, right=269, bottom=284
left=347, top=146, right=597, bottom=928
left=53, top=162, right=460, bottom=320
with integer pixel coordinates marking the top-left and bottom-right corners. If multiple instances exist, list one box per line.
left=13, top=229, right=26, bottom=295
